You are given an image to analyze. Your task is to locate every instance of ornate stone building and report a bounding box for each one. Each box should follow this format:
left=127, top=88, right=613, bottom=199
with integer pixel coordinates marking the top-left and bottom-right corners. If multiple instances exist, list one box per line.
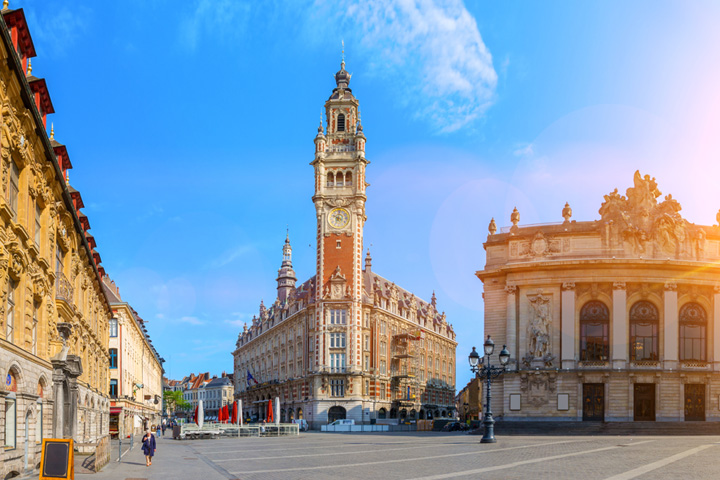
left=0, top=5, right=111, bottom=477
left=232, top=60, right=457, bottom=429
left=478, top=171, right=720, bottom=422
left=103, top=277, right=164, bottom=437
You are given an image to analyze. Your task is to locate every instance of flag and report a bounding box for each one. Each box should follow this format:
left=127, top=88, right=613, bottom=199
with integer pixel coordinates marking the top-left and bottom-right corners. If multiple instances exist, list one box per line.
left=247, top=370, right=259, bottom=386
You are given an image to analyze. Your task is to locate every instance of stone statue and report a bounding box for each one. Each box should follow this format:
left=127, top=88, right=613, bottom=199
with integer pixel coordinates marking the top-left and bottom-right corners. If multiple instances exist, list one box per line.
left=527, top=293, right=551, bottom=359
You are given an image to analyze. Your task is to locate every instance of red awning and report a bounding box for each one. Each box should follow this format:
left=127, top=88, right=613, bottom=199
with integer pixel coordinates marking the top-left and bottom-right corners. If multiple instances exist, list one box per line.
left=110, top=407, right=123, bottom=414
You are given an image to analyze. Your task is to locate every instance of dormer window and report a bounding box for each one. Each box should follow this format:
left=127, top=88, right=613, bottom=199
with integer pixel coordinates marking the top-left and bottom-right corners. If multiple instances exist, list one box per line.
left=337, top=114, right=345, bottom=132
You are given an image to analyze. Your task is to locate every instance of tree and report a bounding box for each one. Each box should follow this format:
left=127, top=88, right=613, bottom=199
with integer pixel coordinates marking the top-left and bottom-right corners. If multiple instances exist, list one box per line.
left=164, top=390, right=190, bottom=416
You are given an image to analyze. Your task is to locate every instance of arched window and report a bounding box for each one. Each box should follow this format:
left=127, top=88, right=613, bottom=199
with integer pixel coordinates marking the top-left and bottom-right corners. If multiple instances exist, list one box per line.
left=378, top=407, right=387, bottom=419
left=630, top=301, right=659, bottom=361
left=327, top=172, right=334, bottom=187
left=680, top=303, right=706, bottom=361
left=345, top=172, right=352, bottom=186
left=337, top=113, right=345, bottom=132
left=580, top=301, right=609, bottom=362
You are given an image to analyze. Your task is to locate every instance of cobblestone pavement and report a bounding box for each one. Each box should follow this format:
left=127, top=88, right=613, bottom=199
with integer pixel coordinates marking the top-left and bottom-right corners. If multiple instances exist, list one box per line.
left=64, top=432, right=720, bottom=480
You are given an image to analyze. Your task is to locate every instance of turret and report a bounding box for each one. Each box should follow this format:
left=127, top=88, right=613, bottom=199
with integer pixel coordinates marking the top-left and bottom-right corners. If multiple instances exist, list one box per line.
left=276, top=232, right=297, bottom=303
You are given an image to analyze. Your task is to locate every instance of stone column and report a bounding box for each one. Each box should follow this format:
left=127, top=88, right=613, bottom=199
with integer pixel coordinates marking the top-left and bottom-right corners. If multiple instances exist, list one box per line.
left=561, top=283, right=576, bottom=369
left=612, top=282, right=627, bottom=368
left=714, top=286, right=720, bottom=371
left=51, top=367, right=65, bottom=438
left=505, top=285, right=518, bottom=369
left=664, top=282, right=678, bottom=369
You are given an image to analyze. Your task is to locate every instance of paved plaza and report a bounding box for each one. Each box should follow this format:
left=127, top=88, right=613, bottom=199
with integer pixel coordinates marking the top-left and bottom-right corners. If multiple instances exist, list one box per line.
left=55, top=431, right=720, bottom=480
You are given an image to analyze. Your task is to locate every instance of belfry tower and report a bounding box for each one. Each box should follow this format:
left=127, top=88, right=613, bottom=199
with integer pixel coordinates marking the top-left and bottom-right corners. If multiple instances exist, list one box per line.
left=311, top=57, right=368, bottom=373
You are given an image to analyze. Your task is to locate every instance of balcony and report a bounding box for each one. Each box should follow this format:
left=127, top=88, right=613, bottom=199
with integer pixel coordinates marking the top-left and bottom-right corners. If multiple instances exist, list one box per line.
left=55, top=271, right=73, bottom=303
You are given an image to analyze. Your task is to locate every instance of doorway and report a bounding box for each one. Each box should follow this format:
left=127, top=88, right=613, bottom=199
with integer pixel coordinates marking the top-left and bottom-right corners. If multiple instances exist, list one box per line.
left=328, top=406, right=346, bottom=423
left=684, top=384, right=705, bottom=421
left=633, top=383, right=656, bottom=421
left=582, top=383, right=604, bottom=421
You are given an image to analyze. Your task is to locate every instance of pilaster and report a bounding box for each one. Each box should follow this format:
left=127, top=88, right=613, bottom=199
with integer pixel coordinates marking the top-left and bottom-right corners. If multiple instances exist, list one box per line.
left=561, top=282, right=575, bottom=369
left=612, top=282, right=627, bottom=368
left=663, top=282, right=678, bottom=369
left=505, top=285, right=517, bottom=369
left=714, top=286, right=720, bottom=371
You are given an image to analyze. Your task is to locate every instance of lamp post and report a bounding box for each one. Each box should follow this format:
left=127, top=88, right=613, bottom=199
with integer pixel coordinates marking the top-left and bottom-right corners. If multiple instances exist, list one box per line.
left=468, top=335, right=509, bottom=443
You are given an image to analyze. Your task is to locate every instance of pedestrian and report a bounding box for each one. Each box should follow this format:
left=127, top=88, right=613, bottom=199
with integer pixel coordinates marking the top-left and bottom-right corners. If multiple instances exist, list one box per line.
left=141, top=429, right=156, bottom=467
left=161, top=423, right=166, bottom=436
left=157, top=423, right=162, bottom=437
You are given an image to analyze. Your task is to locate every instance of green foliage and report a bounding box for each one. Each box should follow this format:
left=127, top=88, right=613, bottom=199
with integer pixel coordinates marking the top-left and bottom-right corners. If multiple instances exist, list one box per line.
left=163, top=389, right=190, bottom=412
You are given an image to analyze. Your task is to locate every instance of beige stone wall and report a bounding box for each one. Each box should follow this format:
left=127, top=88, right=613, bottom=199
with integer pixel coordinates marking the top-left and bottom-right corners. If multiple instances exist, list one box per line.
left=479, top=173, right=720, bottom=422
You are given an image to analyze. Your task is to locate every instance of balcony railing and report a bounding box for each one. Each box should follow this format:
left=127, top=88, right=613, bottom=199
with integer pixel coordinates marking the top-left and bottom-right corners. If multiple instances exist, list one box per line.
left=56, top=271, right=73, bottom=303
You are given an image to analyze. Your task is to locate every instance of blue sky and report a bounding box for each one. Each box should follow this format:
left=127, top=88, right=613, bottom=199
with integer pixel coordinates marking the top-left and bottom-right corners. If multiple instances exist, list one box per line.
left=20, top=0, right=720, bottom=388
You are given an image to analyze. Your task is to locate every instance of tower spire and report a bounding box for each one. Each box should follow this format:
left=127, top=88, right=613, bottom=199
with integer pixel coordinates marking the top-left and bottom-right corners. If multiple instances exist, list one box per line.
left=277, top=231, right=297, bottom=303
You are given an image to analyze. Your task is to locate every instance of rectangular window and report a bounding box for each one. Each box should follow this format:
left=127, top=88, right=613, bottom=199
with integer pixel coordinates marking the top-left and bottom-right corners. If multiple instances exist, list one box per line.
left=364, top=355, right=369, bottom=370
left=8, top=161, right=19, bottom=220
left=330, top=333, right=346, bottom=348
left=109, top=318, right=118, bottom=337
left=109, top=348, right=118, bottom=369
left=380, top=360, right=386, bottom=375
left=6, top=279, right=16, bottom=342
left=364, top=312, right=369, bottom=328
left=364, top=335, right=369, bottom=351
left=364, top=380, right=369, bottom=396
left=330, top=309, right=347, bottom=325
left=380, top=383, right=386, bottom=400
left=110, top=379, right=118, bottom=398
left=329, top=353, right=345, bottom=372
left=34, top=204, right=42, bottom=247
left=32, top=301, right=38, bottom=355
left=330, top=379, right=344, bottom=397
left=5, top=397, right=17, bottom=448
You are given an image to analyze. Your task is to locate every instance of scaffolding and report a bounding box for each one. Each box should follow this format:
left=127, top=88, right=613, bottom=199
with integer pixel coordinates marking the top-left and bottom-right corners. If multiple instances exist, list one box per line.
left=390, top=328, right=422, bottom=414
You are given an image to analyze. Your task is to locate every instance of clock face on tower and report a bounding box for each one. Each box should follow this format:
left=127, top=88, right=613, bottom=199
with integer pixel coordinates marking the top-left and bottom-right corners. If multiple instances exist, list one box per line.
left=328, top=208, right=350, bottom=229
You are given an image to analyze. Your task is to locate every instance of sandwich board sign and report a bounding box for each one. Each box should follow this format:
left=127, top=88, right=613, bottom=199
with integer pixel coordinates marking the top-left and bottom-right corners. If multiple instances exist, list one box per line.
left=39, top=438, right=74, bottom=480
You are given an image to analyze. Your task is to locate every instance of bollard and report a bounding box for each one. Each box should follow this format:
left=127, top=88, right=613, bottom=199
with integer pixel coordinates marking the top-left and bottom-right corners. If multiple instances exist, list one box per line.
left=118, top=437, right=122, bottom=462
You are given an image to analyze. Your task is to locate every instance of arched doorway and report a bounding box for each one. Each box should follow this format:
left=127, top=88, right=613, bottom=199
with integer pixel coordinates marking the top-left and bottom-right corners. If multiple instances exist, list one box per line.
left=409, top=409, right=417, bottom=419
left=297, top=408, right=303, bottom=420
left=389, top=408, right=397, bottom=419
left=419, top=409, right=425, bottom=419
left=400, top=409, right=407, bottom=420
left=378, top=408, right=387, bottom=419
left=289, top=409, right=295, bottom=421
left=328, top=406, right=346, bottom=423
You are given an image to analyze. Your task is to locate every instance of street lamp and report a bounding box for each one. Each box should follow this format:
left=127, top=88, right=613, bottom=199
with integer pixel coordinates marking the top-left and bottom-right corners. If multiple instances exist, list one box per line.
left=469, top=336, right=509, bottom=443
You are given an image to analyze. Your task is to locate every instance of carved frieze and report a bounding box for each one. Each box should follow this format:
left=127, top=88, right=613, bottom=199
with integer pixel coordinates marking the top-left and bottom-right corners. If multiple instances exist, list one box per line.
left=510, top=232, right=563, bottom=258
left=519, top=372, right=557, bottom=407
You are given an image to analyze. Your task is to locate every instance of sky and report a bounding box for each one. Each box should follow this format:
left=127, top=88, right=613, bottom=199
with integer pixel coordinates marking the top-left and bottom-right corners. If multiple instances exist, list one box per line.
left=17, top=0, right=720, bottom=389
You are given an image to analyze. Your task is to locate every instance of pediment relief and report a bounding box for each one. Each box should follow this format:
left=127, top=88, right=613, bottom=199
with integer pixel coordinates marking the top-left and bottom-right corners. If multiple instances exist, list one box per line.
left=325, top=266, right=349, bottom=300
left=509, top=232, right=565, bottom=258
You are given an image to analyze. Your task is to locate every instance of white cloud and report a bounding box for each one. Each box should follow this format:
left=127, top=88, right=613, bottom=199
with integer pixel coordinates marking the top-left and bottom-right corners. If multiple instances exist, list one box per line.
left=223, top=312, right=253, bottom=328
left=24, top=5, right=90, bottom=56
left=208, top=244, right=256, bottom=268
left=178, top=316, right=204, bottom=326
left=513, top=143, right=534, bottom=157
left=308, top=0, right=497, bottom=133
left=181, top=0, right=251, bottom=51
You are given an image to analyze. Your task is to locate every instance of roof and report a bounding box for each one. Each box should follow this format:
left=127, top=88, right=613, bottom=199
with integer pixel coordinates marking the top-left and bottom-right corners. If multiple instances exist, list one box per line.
left=205, top=376, right=232, bottom=388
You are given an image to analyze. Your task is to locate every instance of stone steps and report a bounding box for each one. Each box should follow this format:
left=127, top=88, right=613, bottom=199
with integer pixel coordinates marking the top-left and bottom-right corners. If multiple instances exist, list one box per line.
left=473, top=421, right=720, bottom=436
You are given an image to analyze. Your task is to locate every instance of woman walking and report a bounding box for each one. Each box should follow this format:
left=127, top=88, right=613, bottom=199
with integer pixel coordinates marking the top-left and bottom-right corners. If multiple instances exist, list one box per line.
left=141, top=429, right=156, bottom=467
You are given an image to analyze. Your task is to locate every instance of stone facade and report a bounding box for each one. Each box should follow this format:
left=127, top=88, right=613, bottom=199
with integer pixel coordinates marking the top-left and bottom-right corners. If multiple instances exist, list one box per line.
left=0, top=6, right=111, bottom=477
left=104, top=277, right=164, bottom=437
left=232, top=61, right=456, bottom=430
left=478, top=171, right=720, bottom=422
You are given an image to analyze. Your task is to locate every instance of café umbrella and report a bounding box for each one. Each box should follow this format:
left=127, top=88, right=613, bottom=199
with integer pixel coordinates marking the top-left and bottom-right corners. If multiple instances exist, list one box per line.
left=231, top=401, right=237, bottom=424
left=267, top=398, right=274, bottom=423
left=198, top=400, right=204, bottom=429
